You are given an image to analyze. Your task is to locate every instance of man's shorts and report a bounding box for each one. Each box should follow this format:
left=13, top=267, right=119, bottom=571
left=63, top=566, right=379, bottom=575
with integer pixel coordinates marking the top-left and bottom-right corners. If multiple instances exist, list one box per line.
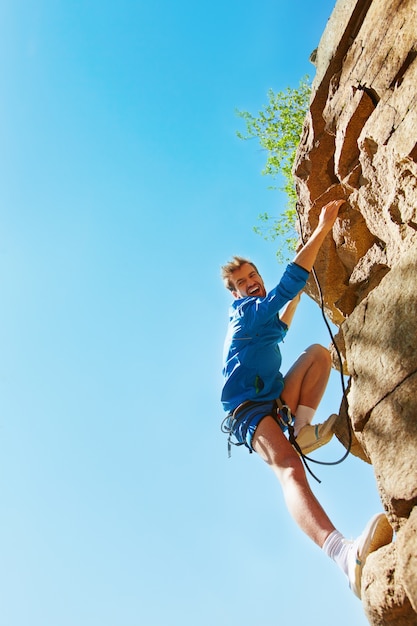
left=223, top=399, right=290, bottom=453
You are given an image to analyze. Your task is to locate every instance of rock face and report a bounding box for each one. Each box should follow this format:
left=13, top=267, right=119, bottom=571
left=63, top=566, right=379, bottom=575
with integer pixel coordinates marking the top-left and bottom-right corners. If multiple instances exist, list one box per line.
left=293, top=0, right=417, bottom=623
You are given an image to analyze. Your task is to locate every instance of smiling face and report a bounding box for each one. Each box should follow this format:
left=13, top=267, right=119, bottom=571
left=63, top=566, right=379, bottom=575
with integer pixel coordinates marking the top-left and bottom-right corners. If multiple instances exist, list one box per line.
left=230, top=262, right=266, bottom=299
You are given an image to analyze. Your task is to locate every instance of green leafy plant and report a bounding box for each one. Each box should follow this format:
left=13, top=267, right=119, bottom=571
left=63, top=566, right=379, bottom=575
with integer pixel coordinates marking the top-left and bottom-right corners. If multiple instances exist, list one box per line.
left=236, top=75, right=311, bottom=261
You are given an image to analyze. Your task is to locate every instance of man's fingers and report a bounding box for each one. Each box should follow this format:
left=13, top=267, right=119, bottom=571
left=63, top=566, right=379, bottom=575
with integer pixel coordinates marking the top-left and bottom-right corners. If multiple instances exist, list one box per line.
left=321, top=199, right=345, bottom=220
left=325, top=199, right=345, bottom=212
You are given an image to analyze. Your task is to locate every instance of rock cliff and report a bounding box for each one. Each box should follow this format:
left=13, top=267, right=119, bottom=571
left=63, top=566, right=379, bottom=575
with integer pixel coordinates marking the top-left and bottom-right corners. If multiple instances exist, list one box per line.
left=293, top=0, right=417, bottom=623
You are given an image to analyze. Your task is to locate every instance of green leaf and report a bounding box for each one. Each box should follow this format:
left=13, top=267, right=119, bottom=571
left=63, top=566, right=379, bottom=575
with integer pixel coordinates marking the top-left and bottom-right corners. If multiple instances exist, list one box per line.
left=236, top=75, right=311, bottom=262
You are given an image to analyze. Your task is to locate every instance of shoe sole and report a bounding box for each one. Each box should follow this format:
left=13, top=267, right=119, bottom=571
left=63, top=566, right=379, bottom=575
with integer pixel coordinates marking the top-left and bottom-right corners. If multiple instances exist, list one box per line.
left=350, top=513, right=393, bottom=598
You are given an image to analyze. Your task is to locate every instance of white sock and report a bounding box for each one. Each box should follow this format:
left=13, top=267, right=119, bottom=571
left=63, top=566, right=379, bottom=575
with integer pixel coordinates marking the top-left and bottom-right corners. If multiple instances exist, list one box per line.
left=294, top=405, right=316, bottom=437
left=322, top=530, right=351, bottom=577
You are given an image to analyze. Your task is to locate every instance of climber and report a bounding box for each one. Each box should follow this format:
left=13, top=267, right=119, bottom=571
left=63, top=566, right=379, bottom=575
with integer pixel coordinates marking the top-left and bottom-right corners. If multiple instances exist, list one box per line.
left=220, top=199, right=393, bottom=598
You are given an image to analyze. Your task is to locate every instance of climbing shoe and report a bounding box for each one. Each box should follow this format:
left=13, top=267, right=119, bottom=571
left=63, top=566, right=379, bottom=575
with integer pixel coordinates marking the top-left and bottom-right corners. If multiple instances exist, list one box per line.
left=347, top=513, right=393, bottom=599
left=295, top=413, right=338, bottom=454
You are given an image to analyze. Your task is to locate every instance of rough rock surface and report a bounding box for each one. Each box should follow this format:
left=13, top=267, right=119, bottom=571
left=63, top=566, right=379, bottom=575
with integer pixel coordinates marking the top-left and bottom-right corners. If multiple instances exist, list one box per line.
left=293, top=0, right=417, bottom=623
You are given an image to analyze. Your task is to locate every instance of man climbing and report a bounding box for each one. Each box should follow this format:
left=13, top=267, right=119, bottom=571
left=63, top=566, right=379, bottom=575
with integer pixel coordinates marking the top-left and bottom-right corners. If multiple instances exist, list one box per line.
left=220, top=199, right=393, bottom=598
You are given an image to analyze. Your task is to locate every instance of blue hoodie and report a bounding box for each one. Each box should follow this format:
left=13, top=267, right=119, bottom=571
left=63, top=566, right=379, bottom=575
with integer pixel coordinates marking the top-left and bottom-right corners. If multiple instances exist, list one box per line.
left=221, top=262, right=309, bottom=413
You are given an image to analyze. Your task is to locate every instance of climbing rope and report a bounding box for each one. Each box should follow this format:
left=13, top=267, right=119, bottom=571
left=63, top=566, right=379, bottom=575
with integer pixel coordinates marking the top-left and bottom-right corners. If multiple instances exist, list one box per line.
left=294, top=201, right=353, bottom=477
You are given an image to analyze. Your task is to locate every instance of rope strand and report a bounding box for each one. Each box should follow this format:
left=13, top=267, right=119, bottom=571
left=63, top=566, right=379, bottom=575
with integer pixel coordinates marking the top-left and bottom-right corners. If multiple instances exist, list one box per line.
left=294, top=203, right=353, bottom=470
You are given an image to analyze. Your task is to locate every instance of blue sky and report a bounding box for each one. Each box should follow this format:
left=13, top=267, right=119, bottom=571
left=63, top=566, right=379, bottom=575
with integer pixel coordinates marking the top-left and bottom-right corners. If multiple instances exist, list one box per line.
left=0, top=1, right=385, bottom=625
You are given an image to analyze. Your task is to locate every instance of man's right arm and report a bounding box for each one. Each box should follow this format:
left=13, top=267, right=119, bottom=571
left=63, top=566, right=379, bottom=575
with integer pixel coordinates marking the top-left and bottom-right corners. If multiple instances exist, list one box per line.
left=293, top=200, right=345, bottom=272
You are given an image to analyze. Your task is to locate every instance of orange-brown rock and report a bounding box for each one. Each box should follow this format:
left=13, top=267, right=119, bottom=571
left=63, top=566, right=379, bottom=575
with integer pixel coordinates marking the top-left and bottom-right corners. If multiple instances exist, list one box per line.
left=293, top=0, right=417, bottom=622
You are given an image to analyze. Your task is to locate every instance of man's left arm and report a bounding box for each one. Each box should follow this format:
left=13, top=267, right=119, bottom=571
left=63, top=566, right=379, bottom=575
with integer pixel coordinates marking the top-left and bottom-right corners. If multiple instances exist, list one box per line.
left=280, top=292, right=301, bottom=328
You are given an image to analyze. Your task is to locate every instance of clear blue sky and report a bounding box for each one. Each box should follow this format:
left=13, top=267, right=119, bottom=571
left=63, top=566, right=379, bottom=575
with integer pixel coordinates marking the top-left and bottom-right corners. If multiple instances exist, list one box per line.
left=0, top=2, right=384, bottom=625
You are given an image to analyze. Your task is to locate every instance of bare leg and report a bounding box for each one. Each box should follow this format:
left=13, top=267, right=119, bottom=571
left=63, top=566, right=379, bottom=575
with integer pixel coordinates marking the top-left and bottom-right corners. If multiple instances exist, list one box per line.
left=252, top=415, right=335, bottom=547
left=281, top=344, right=331, bottom=413
left=251, top=344, right=335, bottom=546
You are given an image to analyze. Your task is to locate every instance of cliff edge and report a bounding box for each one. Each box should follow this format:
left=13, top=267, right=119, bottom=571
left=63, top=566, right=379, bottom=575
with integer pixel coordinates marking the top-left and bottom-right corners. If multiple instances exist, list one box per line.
left=293, top=0, right=417, bottom=622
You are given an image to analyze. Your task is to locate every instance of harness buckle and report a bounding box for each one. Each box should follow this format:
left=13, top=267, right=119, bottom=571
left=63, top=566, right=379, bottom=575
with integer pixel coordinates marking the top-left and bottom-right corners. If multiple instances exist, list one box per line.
left=275, top=399, right=294, bottom=430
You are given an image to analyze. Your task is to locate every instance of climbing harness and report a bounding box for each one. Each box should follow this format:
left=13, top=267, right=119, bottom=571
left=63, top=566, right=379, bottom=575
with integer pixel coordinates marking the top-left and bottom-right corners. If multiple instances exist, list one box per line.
left=221, top=401, right=252, bottom=458
left=221, top=399, right=280, bottom=458
left=222, top=396, right=325, bottom=482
